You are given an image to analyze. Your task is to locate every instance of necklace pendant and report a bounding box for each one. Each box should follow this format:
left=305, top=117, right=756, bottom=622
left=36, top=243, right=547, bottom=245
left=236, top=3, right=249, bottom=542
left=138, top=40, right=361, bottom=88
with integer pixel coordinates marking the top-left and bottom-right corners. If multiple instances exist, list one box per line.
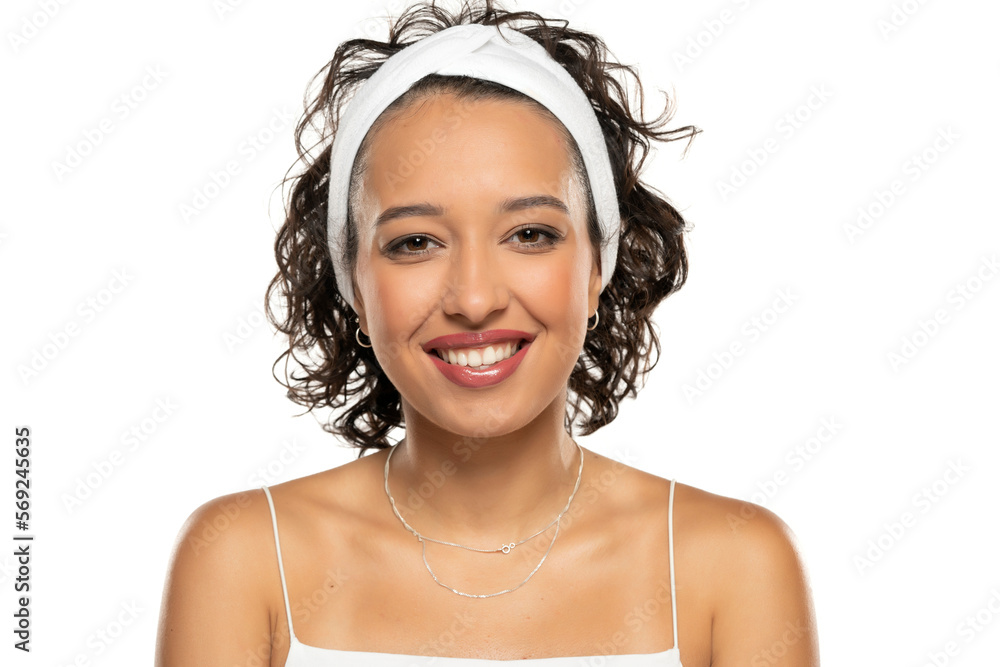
left=500, top=542, right=515, bottom=554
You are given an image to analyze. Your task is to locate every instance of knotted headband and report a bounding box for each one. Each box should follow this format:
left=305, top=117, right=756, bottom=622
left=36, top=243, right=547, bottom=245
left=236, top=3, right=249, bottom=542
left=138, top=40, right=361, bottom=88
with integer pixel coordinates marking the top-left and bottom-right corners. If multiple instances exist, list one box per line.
left=326, top=23, right=621, bottom=310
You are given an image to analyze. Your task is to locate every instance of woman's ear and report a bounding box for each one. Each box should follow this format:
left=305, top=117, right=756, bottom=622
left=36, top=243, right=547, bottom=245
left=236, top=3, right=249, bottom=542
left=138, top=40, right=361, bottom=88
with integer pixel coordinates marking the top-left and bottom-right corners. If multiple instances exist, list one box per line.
left=588, top=237, right=606, bottom=315
left=353, top=288, right=369, bottom=335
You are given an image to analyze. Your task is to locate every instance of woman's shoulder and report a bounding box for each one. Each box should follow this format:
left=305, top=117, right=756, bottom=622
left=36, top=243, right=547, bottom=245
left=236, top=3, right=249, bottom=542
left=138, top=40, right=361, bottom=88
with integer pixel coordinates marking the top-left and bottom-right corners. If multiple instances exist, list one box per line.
left=258, top=448, right=386, bottom=518
left=157, top=487, right=289, bottom=661
left=672, top=480, right=804, bottom=572
left=648, top=475, right=810, bottom=623
left=636, top=473, right=817, bottom=660
left=594, top=452, right=804, bottom=577
left=164, top=457, right=366, bottom=585
left=167, top=487, right=278, bottom=582
left=601, top=458, right=812, bottom=633
left=160, top=458, right=376, bottom=624
left=164, top=453, right=371, bottom=566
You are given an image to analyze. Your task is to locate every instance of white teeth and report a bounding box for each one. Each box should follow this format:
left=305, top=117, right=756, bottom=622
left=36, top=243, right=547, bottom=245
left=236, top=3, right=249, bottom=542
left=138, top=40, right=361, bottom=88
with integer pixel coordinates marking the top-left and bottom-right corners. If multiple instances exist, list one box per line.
left=434, top=342, right=522, bottom=368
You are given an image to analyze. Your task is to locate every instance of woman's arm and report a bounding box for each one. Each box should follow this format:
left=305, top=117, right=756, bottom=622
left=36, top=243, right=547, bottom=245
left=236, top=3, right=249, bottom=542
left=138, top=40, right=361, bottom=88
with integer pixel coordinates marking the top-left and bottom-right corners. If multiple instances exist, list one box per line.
left=154, top=490, right=276, bottom=667
left=707, top=499, right=820, bottom=666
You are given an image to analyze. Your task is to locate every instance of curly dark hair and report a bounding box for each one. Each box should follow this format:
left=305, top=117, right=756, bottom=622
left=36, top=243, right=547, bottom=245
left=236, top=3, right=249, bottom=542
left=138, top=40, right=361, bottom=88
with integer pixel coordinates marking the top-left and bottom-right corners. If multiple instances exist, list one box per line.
left=265, top=0, right=699, bottom=457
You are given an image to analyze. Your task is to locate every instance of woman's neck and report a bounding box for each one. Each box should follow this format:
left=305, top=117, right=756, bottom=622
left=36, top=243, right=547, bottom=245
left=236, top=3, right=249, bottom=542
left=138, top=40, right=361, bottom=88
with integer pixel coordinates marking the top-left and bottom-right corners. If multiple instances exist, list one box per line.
left=386, top=402, right=583, bottom=544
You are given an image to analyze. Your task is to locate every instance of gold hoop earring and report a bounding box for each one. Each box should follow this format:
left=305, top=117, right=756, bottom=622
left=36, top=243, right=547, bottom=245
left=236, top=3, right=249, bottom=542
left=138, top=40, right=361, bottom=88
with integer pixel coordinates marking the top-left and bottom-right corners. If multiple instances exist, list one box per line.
left=355, top=326, right=373, bottom=348
left=587, top=309, right=599, bottom=331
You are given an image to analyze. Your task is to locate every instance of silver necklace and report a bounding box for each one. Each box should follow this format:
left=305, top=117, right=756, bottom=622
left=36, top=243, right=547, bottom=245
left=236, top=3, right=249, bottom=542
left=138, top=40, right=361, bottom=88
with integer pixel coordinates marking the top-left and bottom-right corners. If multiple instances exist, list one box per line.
left=383, top=440, right=584, bottom=598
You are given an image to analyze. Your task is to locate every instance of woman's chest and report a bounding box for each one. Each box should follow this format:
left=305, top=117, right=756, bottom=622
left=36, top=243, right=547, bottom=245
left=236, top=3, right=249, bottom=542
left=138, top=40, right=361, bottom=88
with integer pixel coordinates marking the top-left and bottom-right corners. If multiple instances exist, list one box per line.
left=281, top=523, right=678, bottom=658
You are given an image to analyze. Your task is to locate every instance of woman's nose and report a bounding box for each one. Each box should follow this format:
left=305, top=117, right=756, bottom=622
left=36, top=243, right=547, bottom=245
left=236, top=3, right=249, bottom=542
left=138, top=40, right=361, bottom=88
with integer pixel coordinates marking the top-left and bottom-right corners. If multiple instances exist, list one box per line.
left=440, top=240, right=510, bottom=324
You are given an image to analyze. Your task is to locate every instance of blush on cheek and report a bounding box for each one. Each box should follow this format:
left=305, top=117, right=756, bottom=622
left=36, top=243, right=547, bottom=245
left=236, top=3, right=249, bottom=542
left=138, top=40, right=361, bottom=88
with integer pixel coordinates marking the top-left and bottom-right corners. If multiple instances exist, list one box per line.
left=519, top=261, right=588, bottom=322
left=368, top=266, right=437, bottom=340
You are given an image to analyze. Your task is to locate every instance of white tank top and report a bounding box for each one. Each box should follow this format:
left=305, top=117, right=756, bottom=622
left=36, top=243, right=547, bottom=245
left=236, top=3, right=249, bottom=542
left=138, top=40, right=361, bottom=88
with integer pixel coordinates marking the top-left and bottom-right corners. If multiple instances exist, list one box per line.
left=261, top=479, right=683, bottom=666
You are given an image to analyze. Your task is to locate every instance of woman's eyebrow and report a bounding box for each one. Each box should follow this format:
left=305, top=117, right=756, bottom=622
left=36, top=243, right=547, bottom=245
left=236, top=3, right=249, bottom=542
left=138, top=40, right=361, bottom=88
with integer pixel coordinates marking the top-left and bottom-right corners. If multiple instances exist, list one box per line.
left=496, top=194, right=570, bottom=216
left=374, top=195, right=569, bottom=228
left=375, top=203, right=445, bottom=228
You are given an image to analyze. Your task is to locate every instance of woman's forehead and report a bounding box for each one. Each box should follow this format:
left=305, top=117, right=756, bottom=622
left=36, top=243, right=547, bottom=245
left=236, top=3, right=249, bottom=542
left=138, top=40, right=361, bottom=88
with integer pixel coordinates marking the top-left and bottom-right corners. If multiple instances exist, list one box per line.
left=357, top=94, right=580, bottom=215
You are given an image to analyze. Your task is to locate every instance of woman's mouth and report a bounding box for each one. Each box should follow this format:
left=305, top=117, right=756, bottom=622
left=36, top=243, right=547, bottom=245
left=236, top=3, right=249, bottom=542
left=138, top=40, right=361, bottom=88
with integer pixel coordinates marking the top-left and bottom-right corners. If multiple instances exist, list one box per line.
left=425, top=338, right=532, bottom=388
left=431, top=340, right=525, bottom=370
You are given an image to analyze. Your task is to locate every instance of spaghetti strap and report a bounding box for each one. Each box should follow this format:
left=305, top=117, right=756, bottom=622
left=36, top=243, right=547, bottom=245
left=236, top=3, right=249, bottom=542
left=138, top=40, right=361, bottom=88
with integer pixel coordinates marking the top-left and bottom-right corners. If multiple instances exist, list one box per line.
left=668, top=478, right=679, bottom=651
left=261, top=485, right=297, bottom=641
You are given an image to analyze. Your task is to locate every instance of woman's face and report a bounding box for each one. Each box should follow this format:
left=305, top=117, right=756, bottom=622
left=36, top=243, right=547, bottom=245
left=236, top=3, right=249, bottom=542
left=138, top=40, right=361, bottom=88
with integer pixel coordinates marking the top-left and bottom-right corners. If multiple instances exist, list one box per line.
left=351, top=93, right=602, bottom=437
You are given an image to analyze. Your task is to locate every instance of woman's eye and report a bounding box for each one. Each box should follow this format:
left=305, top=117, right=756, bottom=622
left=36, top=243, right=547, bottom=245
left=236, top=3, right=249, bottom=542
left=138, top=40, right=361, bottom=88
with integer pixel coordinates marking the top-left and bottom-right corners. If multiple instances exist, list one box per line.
left=510, top=227, right=558, bottom=247
left=386, top=227, right=559, bottom=257
left=386, top=236, right=435, bottom=256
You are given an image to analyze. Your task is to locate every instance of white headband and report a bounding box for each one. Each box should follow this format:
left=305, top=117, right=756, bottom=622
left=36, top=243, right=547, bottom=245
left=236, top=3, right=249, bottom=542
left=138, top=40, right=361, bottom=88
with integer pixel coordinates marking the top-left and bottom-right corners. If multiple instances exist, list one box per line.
left=326, top=23, right=621, bottom=311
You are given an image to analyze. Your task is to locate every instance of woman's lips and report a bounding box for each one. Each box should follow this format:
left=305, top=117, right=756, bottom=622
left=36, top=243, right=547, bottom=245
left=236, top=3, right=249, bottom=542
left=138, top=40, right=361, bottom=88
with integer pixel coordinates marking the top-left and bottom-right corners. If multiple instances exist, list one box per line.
left=427, top=340, right=531, bottom=388
left=422, top=328, right=534, bottom=352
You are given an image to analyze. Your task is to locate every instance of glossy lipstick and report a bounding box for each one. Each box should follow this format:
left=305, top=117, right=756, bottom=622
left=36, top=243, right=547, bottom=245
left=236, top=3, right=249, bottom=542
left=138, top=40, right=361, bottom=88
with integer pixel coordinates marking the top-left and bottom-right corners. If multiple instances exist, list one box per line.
left=422, top=330, right=533, bottom=389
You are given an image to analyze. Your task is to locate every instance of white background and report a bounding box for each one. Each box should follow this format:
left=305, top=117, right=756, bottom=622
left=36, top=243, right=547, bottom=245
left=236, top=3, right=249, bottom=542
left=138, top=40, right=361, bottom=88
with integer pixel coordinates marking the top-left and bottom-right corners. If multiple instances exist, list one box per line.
left=3, top=0, right=998, bottom=665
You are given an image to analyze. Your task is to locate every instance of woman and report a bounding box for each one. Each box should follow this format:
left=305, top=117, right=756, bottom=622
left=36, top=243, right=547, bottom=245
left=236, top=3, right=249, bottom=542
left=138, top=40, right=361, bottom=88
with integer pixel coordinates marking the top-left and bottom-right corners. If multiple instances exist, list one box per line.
left=155, top=2, right=818, bottom=665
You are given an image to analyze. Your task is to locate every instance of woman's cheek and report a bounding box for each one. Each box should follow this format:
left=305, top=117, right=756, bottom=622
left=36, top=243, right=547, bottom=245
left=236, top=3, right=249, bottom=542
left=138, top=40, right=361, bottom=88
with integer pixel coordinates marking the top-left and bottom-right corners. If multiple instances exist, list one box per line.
left=370, top=264, right=436, bottom=338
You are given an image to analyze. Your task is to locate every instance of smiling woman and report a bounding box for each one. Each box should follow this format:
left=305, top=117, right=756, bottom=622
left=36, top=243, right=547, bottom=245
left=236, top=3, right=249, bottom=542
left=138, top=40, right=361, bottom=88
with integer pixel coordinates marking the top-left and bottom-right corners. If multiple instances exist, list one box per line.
left=154, top=2, right=818, bottom=666
left=354, top=93, right=596, bottom=404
